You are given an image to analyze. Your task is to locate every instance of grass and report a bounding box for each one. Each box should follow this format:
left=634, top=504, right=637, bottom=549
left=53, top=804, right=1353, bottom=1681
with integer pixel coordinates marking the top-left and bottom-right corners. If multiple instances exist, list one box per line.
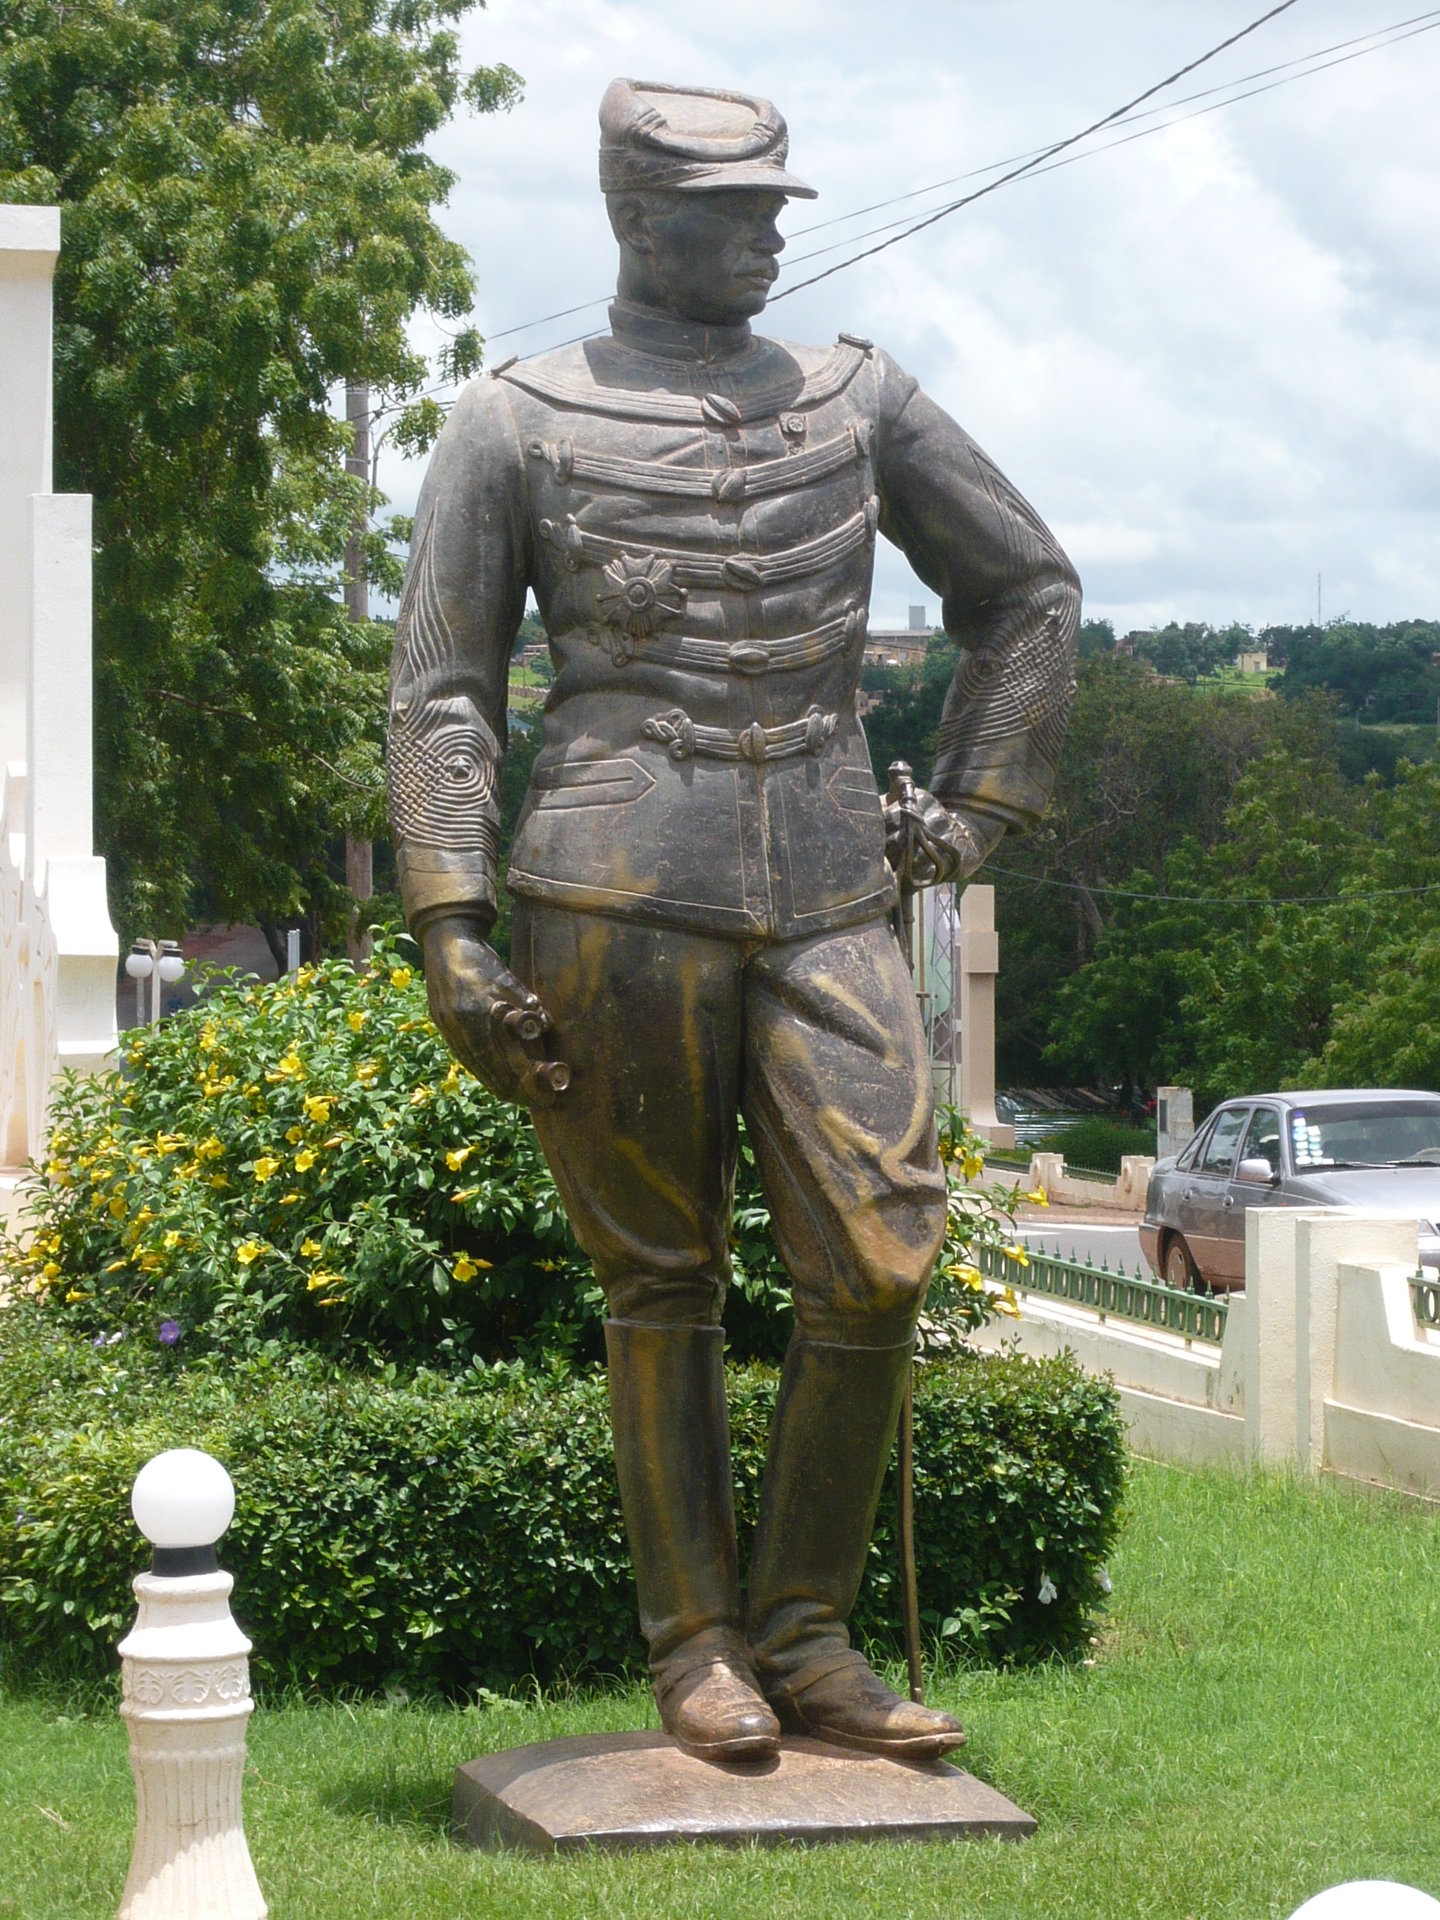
left=5, top=1458, right=1440, bottom=1918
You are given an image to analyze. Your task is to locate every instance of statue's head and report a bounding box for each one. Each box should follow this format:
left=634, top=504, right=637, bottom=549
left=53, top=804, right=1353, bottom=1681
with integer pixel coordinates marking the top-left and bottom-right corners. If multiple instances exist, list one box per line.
left=599, top=80, right=815, bottom=327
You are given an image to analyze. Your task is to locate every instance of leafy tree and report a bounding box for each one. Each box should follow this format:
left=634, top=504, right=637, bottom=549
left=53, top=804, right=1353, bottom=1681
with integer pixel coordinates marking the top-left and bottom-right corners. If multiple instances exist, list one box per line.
left=1127, top=621, right=1250, bottom=683
left=1271, top=620, right=1440, bottom=723
left=0, top=0, right=520, bottom=944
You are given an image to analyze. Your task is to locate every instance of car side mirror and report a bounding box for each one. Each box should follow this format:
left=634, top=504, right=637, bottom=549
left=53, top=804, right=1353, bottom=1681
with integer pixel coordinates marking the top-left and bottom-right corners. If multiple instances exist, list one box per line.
left=1235, top=1156, right=1278, bottom=1185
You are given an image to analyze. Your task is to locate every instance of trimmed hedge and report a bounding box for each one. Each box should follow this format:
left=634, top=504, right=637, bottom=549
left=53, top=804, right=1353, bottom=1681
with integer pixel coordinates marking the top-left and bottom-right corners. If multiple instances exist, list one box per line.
left=0, top=1312, right=1125, bottom=1692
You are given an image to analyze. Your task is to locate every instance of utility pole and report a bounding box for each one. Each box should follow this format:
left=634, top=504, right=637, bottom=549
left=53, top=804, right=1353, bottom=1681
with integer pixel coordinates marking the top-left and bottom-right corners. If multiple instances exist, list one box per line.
left=344, top=380, right=374, bottom=964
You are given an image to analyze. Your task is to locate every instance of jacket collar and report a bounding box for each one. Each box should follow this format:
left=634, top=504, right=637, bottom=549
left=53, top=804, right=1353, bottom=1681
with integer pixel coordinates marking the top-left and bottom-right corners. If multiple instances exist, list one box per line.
left=608, top=299, right=753, bottom=364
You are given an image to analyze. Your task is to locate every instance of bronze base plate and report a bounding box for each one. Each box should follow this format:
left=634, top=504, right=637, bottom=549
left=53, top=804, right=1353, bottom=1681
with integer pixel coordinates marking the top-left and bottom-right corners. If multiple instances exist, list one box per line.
left=452, top=1730, right=1036, bottom=1852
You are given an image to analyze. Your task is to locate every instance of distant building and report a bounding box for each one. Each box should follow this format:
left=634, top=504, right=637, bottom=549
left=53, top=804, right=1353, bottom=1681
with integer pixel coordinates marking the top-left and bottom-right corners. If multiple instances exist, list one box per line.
left=863, top=603, right=934, bottom=669
left=1235, top=649, right=1269, bottom=675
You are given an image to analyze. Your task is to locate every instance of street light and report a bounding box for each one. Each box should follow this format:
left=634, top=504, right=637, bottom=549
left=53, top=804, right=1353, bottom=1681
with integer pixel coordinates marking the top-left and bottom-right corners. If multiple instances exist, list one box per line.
left=125, top=938, right=185, bottom=1029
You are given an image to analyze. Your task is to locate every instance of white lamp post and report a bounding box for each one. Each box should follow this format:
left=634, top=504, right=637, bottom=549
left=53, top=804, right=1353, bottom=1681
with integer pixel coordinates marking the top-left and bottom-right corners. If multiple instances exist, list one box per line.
left=124, top=938, right=185, bottom=1029
left=117, top=1449, right=266, bottom=1920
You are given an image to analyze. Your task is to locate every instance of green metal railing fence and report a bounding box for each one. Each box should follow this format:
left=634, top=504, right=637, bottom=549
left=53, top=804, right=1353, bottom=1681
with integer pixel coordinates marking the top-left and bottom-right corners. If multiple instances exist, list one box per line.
left=1413, top=1272, right=1440, bottom=1330
left=979, top=1241, right=1230, bottom=1344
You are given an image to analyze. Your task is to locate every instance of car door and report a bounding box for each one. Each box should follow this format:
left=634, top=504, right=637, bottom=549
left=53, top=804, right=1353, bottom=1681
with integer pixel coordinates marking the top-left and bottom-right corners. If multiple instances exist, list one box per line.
left=1175, top=1104, right=1251, bottom=1287
left=1221, top=1102, right=1284, bottom=1285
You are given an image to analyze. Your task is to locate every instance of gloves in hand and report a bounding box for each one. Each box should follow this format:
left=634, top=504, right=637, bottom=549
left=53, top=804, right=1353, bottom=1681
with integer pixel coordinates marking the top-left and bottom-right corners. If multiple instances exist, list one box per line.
left=418, top=914, right=570, bottom=1108
left=883, top=786, right=1004, bottom=888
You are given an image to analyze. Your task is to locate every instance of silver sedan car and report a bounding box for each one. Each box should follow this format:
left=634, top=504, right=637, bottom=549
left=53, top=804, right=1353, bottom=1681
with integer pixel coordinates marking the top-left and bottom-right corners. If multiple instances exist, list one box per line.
left=1140, top=1089, right=1440, bottom=1291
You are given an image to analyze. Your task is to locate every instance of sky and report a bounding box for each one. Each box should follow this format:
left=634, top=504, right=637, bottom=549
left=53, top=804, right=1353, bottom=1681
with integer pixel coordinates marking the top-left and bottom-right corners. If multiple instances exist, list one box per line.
left=376, top=0, right=1440, bottom=634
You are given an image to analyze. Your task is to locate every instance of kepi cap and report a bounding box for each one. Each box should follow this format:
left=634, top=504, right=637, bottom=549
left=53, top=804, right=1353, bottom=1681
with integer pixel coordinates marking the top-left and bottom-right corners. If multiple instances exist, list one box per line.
left=599, top=79, right=817, bottom=199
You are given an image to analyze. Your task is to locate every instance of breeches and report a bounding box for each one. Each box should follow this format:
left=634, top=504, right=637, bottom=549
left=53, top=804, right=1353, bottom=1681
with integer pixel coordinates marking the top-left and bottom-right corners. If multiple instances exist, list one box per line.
left=511, top=903, right=948, bottom=1343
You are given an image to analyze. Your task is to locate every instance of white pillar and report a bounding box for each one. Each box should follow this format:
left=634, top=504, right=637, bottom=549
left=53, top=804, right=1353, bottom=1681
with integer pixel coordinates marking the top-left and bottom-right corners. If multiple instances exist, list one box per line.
left=0, top=205, right=59, bottom=778
left=1294, top=1214, right=1417, bottom=1470
left=119, top=1452, right=266, bottom=1920
left=958, top=883, right=1014, bottom=1147
left=1243, top=1209, right=1305, bottom=1466
left=27, top=491, right=118, bottom=1077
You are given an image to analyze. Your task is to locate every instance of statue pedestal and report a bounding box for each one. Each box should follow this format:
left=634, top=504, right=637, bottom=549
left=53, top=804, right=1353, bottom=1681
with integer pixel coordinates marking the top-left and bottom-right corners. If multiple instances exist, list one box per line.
left=453, top=1731, right=1035, bottom=1852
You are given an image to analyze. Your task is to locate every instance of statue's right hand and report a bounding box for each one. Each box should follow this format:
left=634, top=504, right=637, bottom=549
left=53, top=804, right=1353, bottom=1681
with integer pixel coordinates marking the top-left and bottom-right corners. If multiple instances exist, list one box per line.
left=419, top=913, right=571, bottom=1108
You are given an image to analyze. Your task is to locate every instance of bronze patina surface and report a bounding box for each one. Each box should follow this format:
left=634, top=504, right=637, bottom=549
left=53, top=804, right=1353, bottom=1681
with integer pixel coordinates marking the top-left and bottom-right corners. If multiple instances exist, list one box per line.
left=389, top=76, right=1079, bottom=1771
left=452, top=1732, right=1038, bottom=1853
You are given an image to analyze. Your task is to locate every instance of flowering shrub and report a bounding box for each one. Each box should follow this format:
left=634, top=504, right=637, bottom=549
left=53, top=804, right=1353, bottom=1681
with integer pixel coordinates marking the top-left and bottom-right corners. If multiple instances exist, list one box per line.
left=7, top=942, right=1036, bottom=1368
left=11, top=943, right=593, bottom=1365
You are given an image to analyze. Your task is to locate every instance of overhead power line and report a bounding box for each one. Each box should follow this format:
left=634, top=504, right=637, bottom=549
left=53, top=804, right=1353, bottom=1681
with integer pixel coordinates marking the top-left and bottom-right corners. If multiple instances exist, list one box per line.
left=467, top=3, right=1435, bottom=366
left=781, top=9, right=1440, bottom=245
left=986, top=864, right=1440, bottom=910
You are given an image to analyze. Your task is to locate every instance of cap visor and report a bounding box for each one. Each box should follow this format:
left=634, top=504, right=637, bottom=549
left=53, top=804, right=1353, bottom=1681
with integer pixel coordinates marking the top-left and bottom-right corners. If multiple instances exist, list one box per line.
left=677, top=162, right=818, bottom=199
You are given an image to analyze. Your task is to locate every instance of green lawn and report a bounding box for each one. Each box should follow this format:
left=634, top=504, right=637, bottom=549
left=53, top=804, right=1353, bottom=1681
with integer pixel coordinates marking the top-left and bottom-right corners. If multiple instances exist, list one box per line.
left=5, top=1458, right=1440, bottom=1919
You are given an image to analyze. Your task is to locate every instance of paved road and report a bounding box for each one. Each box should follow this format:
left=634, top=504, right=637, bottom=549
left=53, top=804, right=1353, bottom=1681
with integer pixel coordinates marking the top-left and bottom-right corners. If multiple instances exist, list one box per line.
left=1017, top=1219, right=1147, bottom=1276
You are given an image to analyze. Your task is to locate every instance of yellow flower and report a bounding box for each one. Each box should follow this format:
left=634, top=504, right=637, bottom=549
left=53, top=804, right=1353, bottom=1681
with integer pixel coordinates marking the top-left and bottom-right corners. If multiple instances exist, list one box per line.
left=409, top=1086, right=430, bottom=1106
left=278, top=1191, right=302, bottom=1206
left=390, top=966, right=413, bottom=990
left=453, top=1255, right=478, bottom=1282
left=451, top=1186, right=479, bottom=1205
left=445, top=1146, right=474, bottom=1172
left=441, top=1066, right=462, bottom=1095
left=41, top=1260, right=61, bottom=1280
left=236, top=1241, right=265, bottom=1266
left=208, top=1174, right=231, bottom=1190
left=286, top=1126, right=304, bottom=1145
left=1024, top=1188, right=1049, bottom=1207
left=252, top=1155, right=281, bottom=1182
left=302, top=1095, right=331, bottom=1125
left=162, top=1230, right=184, bottom=1250
left=321, top=1133, right=346, bottom=1150
left=199, top=1024, right=219, bottom=1052
left=64, top=1287, right=88, bottom=1302
left=944, top=1262, right=983, bottom=1291
left=347, top=1010, right=367, bottom=1033
left=315, top=1294, right=345, bottom=1308
left=293, top=1149, right=317, bottom=1172
left=109, top=1194, right=128, bottom=1219
left=154, top=1132, right=185, bottom=1156
left=307, top=1269, right=344, bottom=1292
left=104, top=1258, right=127, bottom=1273
left=990, top=1285, right=1022, bottom=1319
left=277, top=1051, right=304, bottom=1077
left=197, top=1135, right=225, bottom=1160
left=1002, top=1244, right=1030, bottom=1268
left=300, top=1238, right=323, bottom=1259
left=961, top=1151, right=985, bottom=1181
left=354, top=1061, right=379, bottom=1086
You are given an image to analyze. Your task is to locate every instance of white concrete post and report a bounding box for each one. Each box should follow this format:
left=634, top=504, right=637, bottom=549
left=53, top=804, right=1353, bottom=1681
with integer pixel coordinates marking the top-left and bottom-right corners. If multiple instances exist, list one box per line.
left=0, top=205, right=59, bottom=777
left=958, top=883, right=1014, bottom=1147
left=1243, top=1209, right=1307, bottom=1465
left=118, top=1450, right=266, bottom=1920
left=1294, top=1215, right=1417, bottom=1470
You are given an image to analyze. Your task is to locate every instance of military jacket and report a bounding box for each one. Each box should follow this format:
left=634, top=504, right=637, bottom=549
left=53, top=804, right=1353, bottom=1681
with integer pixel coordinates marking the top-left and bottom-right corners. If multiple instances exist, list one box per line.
left=388, top=301, right=1080, bottom=941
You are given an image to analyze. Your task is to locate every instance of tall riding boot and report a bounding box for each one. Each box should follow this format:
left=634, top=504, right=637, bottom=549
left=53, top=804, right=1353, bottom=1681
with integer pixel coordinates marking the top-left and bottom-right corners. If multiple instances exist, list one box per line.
left=746, top=1335, right=965, bottom=1760
left=605, top=1319, right=780, bottom=1761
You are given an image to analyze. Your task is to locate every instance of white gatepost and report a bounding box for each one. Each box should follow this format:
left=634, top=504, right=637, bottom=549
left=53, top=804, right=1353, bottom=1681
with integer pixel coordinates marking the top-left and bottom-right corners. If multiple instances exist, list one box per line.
left=958, top=883, right=1014, bottom=1148
left=0, top=204, right=118, bottom=1210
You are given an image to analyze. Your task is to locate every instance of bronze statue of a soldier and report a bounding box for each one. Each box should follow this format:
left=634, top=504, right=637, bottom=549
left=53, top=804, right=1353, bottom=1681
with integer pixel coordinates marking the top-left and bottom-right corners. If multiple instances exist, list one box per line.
left=389, top=79, right=1080, bottom=1765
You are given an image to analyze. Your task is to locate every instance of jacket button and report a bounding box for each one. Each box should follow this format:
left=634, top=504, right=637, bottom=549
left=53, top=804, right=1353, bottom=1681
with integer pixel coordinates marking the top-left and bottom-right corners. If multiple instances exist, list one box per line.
left=728, top=644, right=771, bottom=672
left=781, top=412, right=807, bottom=438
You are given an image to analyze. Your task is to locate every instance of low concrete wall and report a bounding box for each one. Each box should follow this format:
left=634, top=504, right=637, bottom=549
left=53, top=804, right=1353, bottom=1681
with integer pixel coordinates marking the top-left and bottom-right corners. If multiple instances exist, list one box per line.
left=1026, top=1151, right=1154, bottom=1212
left=971, top=1287, right=1245, bottom=1466
left=983, top=1208, right=1440, bottom=1497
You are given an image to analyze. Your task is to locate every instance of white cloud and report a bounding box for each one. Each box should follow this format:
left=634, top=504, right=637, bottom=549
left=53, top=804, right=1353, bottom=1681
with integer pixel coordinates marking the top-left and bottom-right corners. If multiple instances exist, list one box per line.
left=375, top=0, right=1440, bottom=631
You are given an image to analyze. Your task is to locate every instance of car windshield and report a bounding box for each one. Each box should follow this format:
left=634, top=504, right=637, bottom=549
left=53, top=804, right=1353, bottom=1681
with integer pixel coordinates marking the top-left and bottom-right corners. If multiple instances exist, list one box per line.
left=1288, top=1100, right=1440, bottom=1169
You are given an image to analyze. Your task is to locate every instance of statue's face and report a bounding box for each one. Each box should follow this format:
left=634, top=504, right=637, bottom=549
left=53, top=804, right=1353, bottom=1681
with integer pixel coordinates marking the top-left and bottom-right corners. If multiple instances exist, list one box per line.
left=619, top=189, right=788, bottom=325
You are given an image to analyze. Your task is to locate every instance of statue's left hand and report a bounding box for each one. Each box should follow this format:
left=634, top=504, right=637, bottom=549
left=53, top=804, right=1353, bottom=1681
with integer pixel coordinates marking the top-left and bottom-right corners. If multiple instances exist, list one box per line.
left=883, top=786, right=1004, bottom=888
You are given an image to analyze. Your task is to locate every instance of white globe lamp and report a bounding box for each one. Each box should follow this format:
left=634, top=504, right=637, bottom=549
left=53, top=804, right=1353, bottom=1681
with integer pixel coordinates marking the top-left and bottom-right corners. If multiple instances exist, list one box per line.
left=1290, top=1885, right=1440, bottom=1919
left=117, top=1450, right=265, bottom=1920
left=131, top=1447, right=234, bottom=1553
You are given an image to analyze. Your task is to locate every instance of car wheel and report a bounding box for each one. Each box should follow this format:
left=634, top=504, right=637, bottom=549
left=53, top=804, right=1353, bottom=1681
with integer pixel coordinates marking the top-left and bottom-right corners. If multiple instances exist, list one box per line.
left=1164, top=1236, right=1198, bottom=1292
